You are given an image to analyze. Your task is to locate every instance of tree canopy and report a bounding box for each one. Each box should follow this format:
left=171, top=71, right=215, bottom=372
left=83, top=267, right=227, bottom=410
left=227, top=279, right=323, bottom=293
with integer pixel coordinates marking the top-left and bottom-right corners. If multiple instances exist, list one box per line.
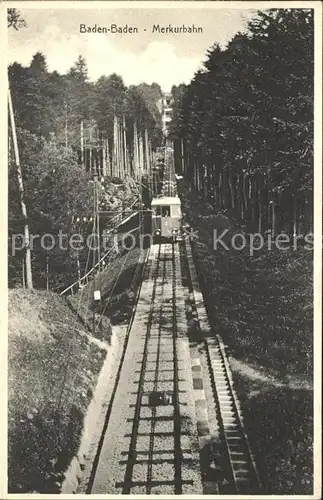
left=8, top=51, right=163, bottom=289
left=171, top=9, right=313, bottom=236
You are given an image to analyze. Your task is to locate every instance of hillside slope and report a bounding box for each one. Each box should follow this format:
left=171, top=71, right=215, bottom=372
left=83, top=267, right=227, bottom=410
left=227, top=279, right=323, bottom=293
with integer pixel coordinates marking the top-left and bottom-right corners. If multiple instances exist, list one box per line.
left=181, top=186, right=313, bottom=494
left=69, top=247, right=147, bottom=334
left=8, top=289, right=107, bottom=493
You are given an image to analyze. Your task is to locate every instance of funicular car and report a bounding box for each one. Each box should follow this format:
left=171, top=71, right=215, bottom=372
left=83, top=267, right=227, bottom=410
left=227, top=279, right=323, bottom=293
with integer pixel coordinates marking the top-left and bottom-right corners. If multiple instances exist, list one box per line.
left=151, top=196, right=182, bottom=242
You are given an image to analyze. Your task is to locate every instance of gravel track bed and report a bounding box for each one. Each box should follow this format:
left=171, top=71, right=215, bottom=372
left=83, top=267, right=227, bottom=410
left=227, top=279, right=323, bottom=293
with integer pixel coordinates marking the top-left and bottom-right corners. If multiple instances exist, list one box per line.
left=76, top=240, right=256, bottom=495
left=87, top=244, right=202, bottom=494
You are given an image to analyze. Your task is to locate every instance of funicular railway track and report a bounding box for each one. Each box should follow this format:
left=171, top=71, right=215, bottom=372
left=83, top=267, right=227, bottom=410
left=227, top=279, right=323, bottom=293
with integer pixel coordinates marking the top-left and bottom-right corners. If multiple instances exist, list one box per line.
left=121, top=242, right=189, bottom=494
left=83, top=239, right=260, bottom=495
left=86, top=243, right=202, bottom=494
left=82, top=122, right=259, bottom=496
left=183, top=239, right=261, bottom=494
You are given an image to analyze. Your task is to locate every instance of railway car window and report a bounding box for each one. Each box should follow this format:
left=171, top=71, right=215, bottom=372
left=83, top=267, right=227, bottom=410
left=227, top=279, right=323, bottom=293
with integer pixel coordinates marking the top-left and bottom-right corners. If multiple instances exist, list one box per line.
left=171, top=205, right=181, bottom=217
left=161, top=206, right=170, bottom=217
left=154, top=207, right=162, bottom=217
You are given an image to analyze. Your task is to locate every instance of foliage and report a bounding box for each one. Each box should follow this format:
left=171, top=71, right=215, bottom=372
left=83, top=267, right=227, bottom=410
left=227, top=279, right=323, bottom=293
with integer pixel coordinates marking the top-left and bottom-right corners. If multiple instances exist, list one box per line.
left=9, top=54, right=162, bottom=150
left=8, top=131, right=94, bottom=290
left=181, top=185, right=313, bottom=494
left=7, top=8, right=26, bottom=30
left=171, top=9, right=313, bottom=235
left=8, top=289, right=107, bottom=493
left=8, top=50, right=162, bottom=290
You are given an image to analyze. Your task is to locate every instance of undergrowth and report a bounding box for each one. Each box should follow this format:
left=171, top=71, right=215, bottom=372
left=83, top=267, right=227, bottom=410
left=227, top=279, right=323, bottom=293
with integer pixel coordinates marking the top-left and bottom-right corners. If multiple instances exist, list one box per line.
left=8, top=290, right=107, bottom=493
left=69, top=247, right=147, bottom=336
left=181, top=186, right=313, bottom=494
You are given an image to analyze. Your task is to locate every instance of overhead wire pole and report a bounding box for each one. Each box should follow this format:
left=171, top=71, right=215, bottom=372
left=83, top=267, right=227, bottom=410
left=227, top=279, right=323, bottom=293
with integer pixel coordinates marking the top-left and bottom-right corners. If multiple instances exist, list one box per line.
left=92, top=124, right=102, bottom=337
left=8, top=87, right=33, bottom=290
left=96, top=161, right=102, bottom=328
left=64, top=101, right=68, bottom=153
left=92, top=155, right=97, bottom=335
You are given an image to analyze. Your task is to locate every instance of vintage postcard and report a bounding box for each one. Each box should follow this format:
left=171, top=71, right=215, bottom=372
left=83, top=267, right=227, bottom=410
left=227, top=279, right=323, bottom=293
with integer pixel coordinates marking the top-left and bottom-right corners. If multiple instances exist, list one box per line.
left=1, top=1, right=321, bottom=499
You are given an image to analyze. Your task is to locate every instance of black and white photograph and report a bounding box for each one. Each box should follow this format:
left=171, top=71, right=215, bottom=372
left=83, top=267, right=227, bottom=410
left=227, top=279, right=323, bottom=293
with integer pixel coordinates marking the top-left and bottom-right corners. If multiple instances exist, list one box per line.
left=1, top=1, right=321, bottom=497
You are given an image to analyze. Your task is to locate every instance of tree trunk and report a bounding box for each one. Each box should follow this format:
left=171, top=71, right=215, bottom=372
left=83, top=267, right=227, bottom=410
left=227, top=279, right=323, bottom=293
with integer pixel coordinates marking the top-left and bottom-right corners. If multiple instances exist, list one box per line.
left=123, top=116, right=128, bottom=176
left=293, top=192, right=297, bottom=238
left=65, top=102, right=68, bottom=153
left=251, top=178, right=256, bottom=229
left=239, top=172, right=244, bottom=220
left=181, top=138, right=184, bottom=173
left=113, top=115, right=118, bottom=177
left=118, top=121, right=123, bottom=178
left=80, top=121, right=84, bottom=168
left=242, top=171, right=248, bottom=214
left=271, top=198, right=276, bottom=238
left=102, top=135, right=106, bottom=177
left=222, top=169, right=227, bottom=209
left=107, top=138, right=111, bottom=176
left=207, top=160, right=211, bottom=199
left=139, top=134, right=144, bottom=179
left=145, top=129, right=149, bottom=175
left=197, top=163, right=200, bottom=192
left=46, top=253, right=49, bottom=291
left=105, top=138, right=109, bottom=176
left=258, top=185, right=262, bottom=234
left=8, top=87, right=33, bottom=289
left=89, top=125, right=93, bottom=175
left=220, top=171, right=224, bottom=208
left=117, top=117, right=121, bottom=177
left=22, top=259, right=25, bottom=289
left=228, top=167, right=235, bottom=209
left=212, top=164, right=217, bottom=206
left=133, top=121, right=138, bottom=179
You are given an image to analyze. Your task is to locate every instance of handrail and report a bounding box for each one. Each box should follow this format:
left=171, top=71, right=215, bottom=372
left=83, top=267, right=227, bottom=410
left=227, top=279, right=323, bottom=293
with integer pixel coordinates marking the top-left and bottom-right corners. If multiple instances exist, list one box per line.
left=59, top=244, right=116, bottom=296
left=108, top=211, right=139, bottom=233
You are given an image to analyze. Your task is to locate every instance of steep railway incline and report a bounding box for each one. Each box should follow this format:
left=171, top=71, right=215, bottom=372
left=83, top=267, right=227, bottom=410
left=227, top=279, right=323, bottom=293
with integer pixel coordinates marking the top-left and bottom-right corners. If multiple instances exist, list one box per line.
left=86, top=243, right=202, bottom=494
left=79, top=241, right=260, bottom=495
left=184, top=239, right=261, bottom=494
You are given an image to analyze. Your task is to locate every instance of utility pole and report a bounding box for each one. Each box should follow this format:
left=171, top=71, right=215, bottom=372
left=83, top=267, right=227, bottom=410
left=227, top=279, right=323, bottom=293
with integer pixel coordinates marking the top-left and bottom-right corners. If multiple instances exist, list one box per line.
left=80, top=121, right=84, bottom=168
left=65, top=101, right=68, bottom=153
left=8, top=87, right=33, bottom=289
left=123, top=116, right=127, bottom=176
left=92, top=157, right=101, bottom=336
left=113, top=115, right=118, bottom=178
left=46, top=253, right=49, bottom=291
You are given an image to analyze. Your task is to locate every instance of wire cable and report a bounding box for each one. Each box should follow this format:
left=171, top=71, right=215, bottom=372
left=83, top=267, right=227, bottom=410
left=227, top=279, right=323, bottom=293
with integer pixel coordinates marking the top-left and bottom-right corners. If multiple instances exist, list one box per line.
left=95, top=228, right=140, bottom=331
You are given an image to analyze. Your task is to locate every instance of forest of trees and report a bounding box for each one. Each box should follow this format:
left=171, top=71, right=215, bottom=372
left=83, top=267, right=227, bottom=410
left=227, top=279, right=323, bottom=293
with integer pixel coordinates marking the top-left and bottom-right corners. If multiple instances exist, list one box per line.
left=171, top=9, right=314, bottom=238
left=8, top=8, right=314, bottom=291
left=8, top=14, right=163, bottom=290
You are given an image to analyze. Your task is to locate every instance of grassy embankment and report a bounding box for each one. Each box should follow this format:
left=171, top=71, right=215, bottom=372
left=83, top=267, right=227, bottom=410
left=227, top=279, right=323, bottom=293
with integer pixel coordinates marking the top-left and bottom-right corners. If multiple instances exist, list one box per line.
left=181, top=187, right=313, bottom=494
left=68, top=247, right=147, bottom=334
left=8, top=289, right=107, bottom=493
left=8, top=246, right=146, bottom=493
